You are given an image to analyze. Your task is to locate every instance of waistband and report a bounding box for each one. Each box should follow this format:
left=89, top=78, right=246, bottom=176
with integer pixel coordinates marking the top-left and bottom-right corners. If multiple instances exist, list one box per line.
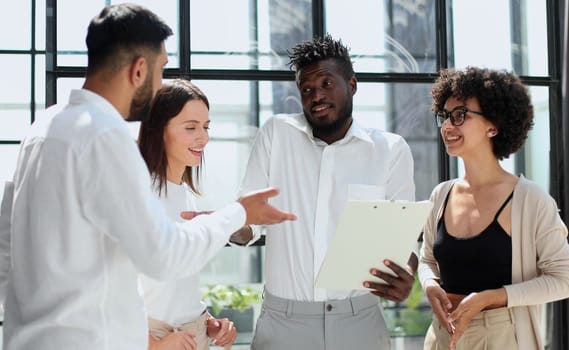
left=434, top=307, right=515, bottom=329
left=148, top=309, right=209, bottom=334
left=467, top=307, right=515, bottom=327
left=262, top=291, right=379, bottom=316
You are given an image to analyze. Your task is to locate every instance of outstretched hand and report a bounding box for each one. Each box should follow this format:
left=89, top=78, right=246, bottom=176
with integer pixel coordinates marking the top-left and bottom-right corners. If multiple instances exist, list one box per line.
left=237, top=187, right=296, bottom=225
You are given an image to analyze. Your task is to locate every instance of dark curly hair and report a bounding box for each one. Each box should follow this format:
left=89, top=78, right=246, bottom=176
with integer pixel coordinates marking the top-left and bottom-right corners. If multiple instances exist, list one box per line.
left=287, top=34, right=354, bottom=80
left=431, top=66, right=534, bottom=160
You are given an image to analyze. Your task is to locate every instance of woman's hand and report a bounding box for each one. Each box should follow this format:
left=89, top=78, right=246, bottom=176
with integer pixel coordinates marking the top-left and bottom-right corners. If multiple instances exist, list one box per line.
left=424, top=279, right=454, bottom=334
left=206, top=317, right=237, bottom=347
left=448, top=288, right=507, bottom=350
left=447, top=292, right=484, bottom=349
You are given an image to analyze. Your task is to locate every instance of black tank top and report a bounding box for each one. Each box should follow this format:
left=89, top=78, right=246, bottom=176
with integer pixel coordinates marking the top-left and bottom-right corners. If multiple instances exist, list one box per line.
left=433, top=187, right=513, bottom=295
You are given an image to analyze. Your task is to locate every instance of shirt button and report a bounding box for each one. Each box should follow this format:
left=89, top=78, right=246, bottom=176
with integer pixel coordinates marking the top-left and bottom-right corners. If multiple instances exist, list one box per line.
left=326, top=304, right=332, bottom=312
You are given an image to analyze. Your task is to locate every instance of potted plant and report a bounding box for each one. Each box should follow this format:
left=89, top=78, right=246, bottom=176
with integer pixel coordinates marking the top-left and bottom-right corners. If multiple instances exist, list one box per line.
left=202, top=284, right=262, bottom=332
left=381, top=276, right=432, bottom=337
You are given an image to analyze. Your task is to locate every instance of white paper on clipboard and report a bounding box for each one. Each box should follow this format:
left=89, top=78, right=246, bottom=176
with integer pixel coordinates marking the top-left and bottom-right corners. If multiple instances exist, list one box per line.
left=315, top=200, right=432, bottom=290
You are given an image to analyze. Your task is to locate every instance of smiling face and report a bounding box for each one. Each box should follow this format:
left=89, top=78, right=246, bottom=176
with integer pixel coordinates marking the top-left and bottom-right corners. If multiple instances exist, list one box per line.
left=297, top=59, right=356, bottom=144
left=440, top=96, right=497, bottom=160
left=163, top=99, right=210, bottom=181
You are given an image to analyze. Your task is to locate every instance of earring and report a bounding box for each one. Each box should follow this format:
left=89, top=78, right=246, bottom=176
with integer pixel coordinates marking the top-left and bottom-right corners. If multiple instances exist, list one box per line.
left=487, top=131, right=496, bottom=137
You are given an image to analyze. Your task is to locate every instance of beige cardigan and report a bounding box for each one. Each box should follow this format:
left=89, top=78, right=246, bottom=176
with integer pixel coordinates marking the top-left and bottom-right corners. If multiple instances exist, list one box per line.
left=419, top=175, right=569, bottom=349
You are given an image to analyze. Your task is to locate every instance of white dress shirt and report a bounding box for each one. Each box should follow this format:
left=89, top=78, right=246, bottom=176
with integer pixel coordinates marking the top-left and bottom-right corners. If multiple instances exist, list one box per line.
left=240, top=113, right=415, bottom=302
left=0, top=181, right=13, bottom=305
left=141, top=182, right=211, bottom=326
left=2, top=89, right=245, bottom=350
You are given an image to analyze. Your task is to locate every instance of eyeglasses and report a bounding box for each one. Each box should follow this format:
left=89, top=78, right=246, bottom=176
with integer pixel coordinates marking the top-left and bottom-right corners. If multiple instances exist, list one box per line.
left=435, top=106, right=485, bottom=127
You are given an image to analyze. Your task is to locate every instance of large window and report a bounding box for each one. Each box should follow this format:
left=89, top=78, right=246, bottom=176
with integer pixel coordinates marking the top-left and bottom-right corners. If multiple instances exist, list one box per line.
left=0, top=0, right=566, bottom=347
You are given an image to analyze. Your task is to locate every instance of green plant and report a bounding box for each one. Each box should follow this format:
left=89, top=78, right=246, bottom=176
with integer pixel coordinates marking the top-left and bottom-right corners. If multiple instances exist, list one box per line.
left=202, top=284, right=262, bottom=315
left=406, top=274, right=424, bottom=309
left=382, top=276, right=433, bottom=336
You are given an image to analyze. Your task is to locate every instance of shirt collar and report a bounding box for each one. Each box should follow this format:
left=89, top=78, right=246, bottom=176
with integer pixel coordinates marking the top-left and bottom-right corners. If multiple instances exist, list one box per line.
left=69, top=89, right=125, bottom=122
left=283, top=113, right=374, bottom=145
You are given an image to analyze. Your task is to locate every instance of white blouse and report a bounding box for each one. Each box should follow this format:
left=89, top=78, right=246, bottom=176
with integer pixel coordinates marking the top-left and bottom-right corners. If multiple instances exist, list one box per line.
left=141, top=181, right=214, bottom=326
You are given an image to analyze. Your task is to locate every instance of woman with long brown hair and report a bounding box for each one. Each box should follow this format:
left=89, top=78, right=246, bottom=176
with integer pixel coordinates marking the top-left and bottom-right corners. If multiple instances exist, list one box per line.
left=138, top=79, right=245, bottom=350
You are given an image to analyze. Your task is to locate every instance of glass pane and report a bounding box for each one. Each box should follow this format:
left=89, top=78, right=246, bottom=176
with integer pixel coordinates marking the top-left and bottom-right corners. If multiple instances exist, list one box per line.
left=326, top=0, right=437, bottom=73
left=0, top=110, right=30, bottom=142
left=57, top=0, right=179, bottom=67
left=191, top=0, right=312, bottom=70
left=0, top=1, right=31, bottom=49
left=36, top=0, right=46, bottom=50
left=525, top=86, right=550, bottom=190
left=35, top=55, right=46, bottom=111
left=357, top=82, right=439, bottom=200
left=56, top=78, right=83, bottom=105
left=524, top=2, right=548, bottom=76
left=450, top=0, right=547, bottom=76
left=0, top=55, right=31, bottom=140
left=0, top=55, right=31, bottom=102
left=451, top=0, right=511, bottom=70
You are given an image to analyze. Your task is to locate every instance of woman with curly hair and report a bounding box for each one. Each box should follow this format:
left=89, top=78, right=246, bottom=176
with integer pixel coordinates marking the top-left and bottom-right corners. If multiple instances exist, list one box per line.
left=419, top=67, right=569, bottom=350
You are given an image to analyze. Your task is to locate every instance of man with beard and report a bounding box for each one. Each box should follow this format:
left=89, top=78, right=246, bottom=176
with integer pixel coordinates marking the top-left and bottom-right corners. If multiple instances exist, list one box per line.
left=239, top=35, right=416, bottom=350
left=0, top=3, right=295, bottom=350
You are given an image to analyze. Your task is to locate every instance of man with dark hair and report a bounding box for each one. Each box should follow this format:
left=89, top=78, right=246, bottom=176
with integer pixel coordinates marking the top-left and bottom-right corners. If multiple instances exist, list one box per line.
left=240, top=34, right=417, bottom=349
left=0, top=4, right=294, bottom=350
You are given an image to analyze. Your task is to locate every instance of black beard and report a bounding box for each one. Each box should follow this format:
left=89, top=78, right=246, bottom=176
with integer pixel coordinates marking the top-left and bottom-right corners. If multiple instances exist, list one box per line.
left=126, top=72, right=153, bottom=122
left=306, top=98, right=353, bottom=138
left=126, top=99, right=151, bottom=122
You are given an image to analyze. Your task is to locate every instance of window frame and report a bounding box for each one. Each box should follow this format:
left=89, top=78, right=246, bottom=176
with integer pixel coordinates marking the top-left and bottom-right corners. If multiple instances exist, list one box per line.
left=0, top=0, right=565, bottom=345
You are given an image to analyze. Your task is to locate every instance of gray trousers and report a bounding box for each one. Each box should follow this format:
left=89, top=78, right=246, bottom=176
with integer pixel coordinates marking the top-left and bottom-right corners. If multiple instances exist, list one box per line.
left=251, top=292, right=391, bottom=350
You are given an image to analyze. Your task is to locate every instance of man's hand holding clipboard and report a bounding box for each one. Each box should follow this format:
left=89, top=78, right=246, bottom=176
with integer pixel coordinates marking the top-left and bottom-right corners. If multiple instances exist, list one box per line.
left=364, top=253, right=419, bottom=302
left=315, top=200, right=432, bottom=301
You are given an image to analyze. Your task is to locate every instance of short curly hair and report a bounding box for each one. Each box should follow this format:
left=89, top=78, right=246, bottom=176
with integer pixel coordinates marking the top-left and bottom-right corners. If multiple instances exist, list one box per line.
left=287, top=34, right=354, bottom=80
left=431, top=66, right=534, bottom=160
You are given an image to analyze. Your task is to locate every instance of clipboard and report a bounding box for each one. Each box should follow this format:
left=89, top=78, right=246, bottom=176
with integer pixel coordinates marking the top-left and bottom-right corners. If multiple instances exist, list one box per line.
left=315, top=200, right=432, bottom=290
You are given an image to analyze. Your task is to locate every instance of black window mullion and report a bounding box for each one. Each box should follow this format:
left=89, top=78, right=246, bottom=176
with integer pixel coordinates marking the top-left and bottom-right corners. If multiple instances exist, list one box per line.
left=313, top=0, right=324, bottom=37
left=435, top=0, right=450, bottom=183
left=179, top=0, right=191, bottom=77
left=546, top=0, right=568, bottom=347
left=30, top=0, right=37, bottom=124
left=248, top=0, right=260, bottom=127
left=45, top=0, right=57, bottom=108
